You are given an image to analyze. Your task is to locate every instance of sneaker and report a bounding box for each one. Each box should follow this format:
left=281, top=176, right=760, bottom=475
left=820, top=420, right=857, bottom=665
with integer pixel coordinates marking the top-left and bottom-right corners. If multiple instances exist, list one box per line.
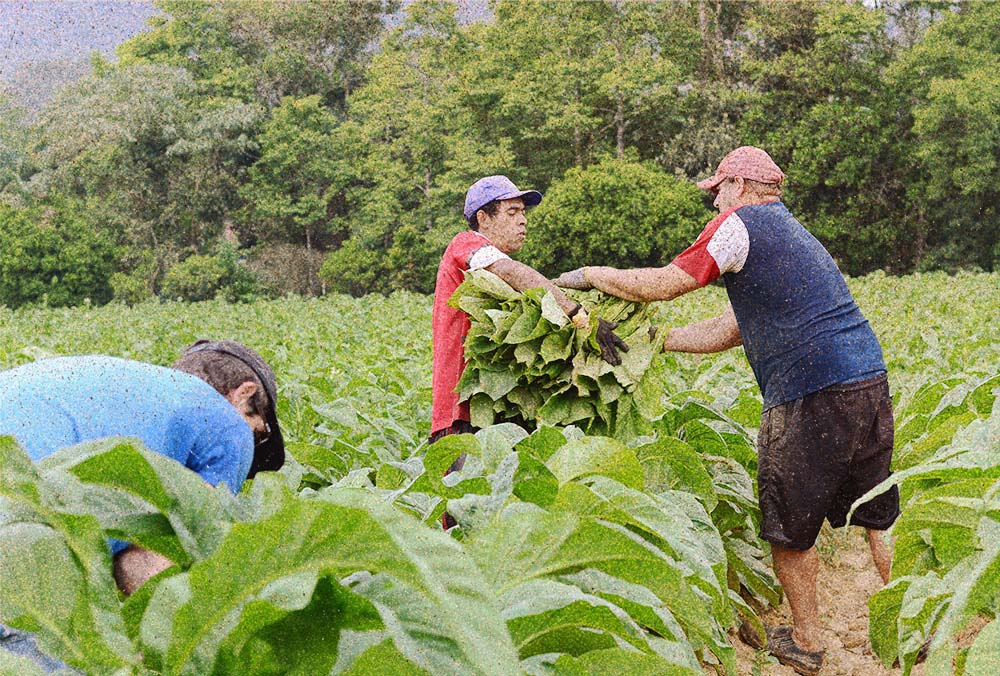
left=766, top=626, right=824, bottom=675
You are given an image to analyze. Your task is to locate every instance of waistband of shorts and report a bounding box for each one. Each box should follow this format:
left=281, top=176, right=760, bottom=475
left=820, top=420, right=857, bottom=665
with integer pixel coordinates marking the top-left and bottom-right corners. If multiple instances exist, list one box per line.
left=826, top=371, right=887, bottom=392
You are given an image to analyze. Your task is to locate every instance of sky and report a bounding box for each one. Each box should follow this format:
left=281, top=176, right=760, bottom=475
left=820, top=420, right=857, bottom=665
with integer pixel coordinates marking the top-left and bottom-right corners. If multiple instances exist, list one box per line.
left=0, top=0, right=490, bottom=84
left=0, top=1, right=158, bottom=81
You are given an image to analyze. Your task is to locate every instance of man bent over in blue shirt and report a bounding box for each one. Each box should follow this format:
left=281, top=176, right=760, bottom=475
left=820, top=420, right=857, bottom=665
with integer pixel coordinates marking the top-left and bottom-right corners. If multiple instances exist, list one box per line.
left=0, top=340, right=285, bottom=672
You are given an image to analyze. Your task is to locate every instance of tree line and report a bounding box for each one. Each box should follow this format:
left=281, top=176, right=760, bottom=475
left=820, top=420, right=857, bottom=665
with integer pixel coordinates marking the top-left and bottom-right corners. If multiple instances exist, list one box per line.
left=0, top=0, right=996, bottom=308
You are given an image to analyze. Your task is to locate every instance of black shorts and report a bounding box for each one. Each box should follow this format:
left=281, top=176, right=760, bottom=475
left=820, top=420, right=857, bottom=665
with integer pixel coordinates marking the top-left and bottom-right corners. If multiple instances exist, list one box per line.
left=428, top=419, right=478, bottom=446
left=757, top=374, right=900, bottom=551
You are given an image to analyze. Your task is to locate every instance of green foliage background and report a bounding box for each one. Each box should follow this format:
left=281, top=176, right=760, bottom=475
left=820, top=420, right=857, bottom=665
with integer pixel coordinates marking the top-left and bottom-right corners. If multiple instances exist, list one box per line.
left=1, top=0, right=999, bottom=307
left=519, top=156, right=711, bottom=275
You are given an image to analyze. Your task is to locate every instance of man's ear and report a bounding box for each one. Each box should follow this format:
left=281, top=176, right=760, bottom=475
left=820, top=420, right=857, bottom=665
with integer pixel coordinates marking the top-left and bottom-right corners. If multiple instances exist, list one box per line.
left=225, top=380, right=259, bottom=412
left=733, top=176, right=747, bottom=195
left=476, top=209, right=489, bottom=231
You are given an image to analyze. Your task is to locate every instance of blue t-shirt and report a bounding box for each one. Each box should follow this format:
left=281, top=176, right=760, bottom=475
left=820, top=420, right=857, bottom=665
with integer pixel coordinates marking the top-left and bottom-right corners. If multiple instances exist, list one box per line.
left=0, top=355, right=254, bottom=516
left=673, top=201, right=886, bottom=410
left=723, top=202, right=886, bottom=409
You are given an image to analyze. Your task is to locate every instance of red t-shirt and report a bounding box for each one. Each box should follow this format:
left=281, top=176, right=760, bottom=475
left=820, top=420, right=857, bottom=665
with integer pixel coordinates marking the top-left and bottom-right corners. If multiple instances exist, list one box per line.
left=431, top=230, right=497, bottom=434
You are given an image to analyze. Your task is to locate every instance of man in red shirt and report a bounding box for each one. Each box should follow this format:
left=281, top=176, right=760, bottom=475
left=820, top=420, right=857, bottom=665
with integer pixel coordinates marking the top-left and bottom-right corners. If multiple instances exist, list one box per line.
left=431, top=175, right=626, bottom=446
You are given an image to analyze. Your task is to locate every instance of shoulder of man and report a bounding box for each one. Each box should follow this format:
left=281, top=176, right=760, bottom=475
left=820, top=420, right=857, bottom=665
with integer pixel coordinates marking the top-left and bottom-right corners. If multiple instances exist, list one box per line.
left=448, top=229, right=490, bottom=249
left=445, top=230, right=493, bottom=267
left=671, top=206, right=748, bottom=286
left=171, top=401, right=254, bottom=492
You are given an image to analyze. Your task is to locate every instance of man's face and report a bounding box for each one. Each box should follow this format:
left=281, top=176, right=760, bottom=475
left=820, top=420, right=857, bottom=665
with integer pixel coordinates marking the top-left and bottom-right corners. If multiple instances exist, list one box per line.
left=479, top=197, right=527, bottom=253
left=712, top=177, right=743, bottom=212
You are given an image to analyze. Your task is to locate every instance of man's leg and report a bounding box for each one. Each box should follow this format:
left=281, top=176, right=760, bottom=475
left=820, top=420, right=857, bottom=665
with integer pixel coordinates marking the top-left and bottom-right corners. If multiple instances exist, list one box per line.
left=429, top=420, right=479, bottom=529
left=836, top=376, right=897, bottom=587
left=770, top=544, right=824, bottom=652
left=866, top=528, right=892, bottom=585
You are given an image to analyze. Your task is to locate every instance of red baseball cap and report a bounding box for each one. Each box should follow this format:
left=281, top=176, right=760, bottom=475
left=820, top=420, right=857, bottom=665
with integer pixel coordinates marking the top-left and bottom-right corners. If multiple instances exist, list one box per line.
left=697, top=146, right=785, bottom=192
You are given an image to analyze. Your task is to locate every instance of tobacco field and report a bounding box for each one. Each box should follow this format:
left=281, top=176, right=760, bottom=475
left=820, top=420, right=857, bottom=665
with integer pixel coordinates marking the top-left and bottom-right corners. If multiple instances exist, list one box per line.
left=0, top=270, right=997, bottom=676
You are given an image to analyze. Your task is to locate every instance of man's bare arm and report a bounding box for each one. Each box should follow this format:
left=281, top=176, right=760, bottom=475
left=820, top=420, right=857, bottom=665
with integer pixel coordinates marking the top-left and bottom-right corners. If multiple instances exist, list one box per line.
left=556, top=264, right=701, bottom=303
left=487, top=258, right=580, bottom=315
left=663, top=304, right=742, bottom=353
left=113, top=545, right=174, bottom=595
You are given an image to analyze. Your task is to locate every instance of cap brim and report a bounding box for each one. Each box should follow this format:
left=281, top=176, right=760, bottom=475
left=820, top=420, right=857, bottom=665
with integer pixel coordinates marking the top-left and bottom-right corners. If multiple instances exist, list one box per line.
left=248, top=410, right=284, bottom=477
left=696, top=174, right=726, bottom=192
left=498, top=189, right=542, bottom=207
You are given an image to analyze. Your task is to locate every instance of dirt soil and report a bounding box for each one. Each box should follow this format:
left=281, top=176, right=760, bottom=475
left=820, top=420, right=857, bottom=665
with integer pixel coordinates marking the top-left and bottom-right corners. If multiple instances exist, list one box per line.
left=727, top=527, right=927, bottom=676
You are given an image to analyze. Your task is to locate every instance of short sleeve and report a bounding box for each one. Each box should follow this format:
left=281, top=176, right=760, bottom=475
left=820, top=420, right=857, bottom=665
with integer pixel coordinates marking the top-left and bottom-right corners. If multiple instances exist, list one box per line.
left=467, top=245, right=509, bottom=270
left=448, top=231, right=493, bottom=271
left=706, top=212, right=750, bottom=274
left=187, top=418, right=253, bottom=493
left=174, top=404, right=254, bottom=494
left=671, top=207, right=748, bottom=286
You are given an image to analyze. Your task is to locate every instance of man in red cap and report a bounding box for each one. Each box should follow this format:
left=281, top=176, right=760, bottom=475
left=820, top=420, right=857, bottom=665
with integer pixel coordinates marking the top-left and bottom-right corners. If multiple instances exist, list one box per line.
left=554, top=146, right=898, bottom=675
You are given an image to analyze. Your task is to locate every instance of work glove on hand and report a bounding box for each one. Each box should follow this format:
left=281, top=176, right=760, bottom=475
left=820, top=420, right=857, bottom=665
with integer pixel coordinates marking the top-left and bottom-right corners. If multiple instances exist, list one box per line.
left=553, top=268, right=593, bottom=290
left=596, top=318, right=629, bottom=365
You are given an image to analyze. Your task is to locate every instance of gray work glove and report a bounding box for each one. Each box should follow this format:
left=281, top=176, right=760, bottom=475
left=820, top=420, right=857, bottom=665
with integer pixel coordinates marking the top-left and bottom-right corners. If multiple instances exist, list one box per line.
left=596, top=318, right=629, bottom=365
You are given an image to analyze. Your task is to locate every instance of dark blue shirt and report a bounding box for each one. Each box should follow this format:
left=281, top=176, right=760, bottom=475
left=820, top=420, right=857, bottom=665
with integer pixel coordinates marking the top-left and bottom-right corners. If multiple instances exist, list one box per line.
left=723, top=202, right=885, bottom=409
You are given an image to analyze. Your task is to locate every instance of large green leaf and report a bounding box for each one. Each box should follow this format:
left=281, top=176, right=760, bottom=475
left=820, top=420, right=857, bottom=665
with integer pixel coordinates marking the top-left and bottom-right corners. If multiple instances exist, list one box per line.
left=0, top=438, right=137, bottom=674
left=868, top=578, right=911, bottom=666
left=924, top=515, right=1000, bottom=676
left=634, top=437, right=717, bottom=511
left=500, top=578, right=650, bottom=657
left=548, top=647, right=705, bottom=676
left=39, top=438, right=237, bottom=564
left=141, top=483, right=520, bottom=676
left=545, top=437, right=644, bottom=490
left=336, top=639, right=434, bottom=676
left=556, top=569, right=697, bottom=658
left=470, top=508, right=736, bottom=673
left=212, top=572, right=380, bottom=676
left=555, top=478, right=728, bottom=608
left=962, top=618, right=1000, bottom=676
left=890, top=478, right=996, bottom=575
left=512, top=452, right=560, bottom=507
left=896, top=572, right=952, bottom=675
left=407, top=434, right=490, bottom=499
left=516, top=426, right=569, bottom=462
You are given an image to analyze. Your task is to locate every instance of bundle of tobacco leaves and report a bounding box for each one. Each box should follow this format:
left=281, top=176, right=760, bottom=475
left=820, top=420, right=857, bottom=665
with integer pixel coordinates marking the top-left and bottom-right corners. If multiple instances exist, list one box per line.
left=449, top=269, right=666, bottom=439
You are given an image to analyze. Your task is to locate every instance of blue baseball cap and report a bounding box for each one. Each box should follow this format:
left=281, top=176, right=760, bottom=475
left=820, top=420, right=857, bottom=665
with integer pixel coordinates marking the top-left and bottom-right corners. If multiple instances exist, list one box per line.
left=463, top=175, right=542, bottom=220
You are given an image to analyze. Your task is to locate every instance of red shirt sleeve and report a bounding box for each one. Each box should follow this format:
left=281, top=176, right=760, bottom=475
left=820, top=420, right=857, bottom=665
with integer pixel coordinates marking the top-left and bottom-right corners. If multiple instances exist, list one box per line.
left=449, top=231, right=491, bottom=270
left=671, top=207, right=738, bottom=287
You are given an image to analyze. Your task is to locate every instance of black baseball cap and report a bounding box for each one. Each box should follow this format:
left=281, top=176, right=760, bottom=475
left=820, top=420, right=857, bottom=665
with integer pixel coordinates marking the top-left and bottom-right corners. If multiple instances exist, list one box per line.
left=183, top=340, right=285, bottom=477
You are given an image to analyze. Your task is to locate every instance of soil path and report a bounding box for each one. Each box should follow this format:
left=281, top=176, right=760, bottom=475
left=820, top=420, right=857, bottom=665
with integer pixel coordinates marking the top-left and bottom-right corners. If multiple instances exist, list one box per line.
left=728, top=527, right=926, bottom=676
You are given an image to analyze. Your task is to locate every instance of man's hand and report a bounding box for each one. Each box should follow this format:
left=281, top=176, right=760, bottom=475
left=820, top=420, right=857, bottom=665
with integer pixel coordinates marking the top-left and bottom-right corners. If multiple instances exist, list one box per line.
left=568, top=303, right=590, bottom=330
left=596, top=319, right=629, bottom=365
left=553, top=268, right=593, bottom=290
